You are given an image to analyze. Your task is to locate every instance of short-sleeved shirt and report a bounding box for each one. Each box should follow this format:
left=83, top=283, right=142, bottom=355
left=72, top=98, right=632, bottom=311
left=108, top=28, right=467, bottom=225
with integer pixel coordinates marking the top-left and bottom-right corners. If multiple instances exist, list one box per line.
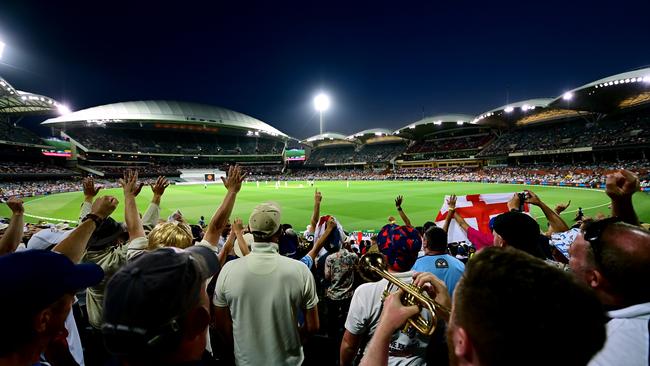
left=214, top=242, right=319, bottom=366
left=466, top=226, right=493, bottom=251
left=411, top=254, right=465, bottom=295
left=324, top=249, right=358, bottom=300
left=344, top=271, right=431, bottom=365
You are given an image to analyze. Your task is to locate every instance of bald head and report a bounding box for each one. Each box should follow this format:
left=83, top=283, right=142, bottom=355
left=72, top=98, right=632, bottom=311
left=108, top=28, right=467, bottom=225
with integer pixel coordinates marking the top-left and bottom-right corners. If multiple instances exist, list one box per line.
left=599, top=223, right=650, bottom=306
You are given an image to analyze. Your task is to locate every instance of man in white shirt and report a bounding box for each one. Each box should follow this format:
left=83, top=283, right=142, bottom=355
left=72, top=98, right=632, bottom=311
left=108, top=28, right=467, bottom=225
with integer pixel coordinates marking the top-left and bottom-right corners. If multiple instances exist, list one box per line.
left=214, top=202, right=320, bottom=366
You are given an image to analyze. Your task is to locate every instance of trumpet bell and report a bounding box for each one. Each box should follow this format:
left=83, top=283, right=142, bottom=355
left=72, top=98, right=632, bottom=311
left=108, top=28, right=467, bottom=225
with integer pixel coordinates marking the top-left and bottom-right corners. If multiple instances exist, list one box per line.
left=358, top=252, right=386, bottom=282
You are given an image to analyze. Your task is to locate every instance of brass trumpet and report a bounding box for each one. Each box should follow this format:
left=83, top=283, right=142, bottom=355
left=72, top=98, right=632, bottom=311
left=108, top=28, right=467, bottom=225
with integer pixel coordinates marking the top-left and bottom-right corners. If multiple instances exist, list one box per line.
left=358, top=252, right=449, bottom=336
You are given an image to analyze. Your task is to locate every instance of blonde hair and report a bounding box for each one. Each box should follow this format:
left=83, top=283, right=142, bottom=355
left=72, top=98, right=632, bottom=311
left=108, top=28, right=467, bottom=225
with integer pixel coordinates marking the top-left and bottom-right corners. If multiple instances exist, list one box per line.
left=147, top=221, right=193, bottom=250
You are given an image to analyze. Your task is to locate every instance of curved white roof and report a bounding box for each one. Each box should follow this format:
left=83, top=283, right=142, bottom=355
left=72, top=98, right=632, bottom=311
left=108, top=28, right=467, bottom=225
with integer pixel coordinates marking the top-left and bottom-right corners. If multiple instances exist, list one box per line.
left=551, top=67, right=650, bottom=104
left=0, top=76, right=62, bottom=115
left=42, top=100, right=288, bottom=137
left=472, top=98, right=553, bottom=123
left=395, top=114, right=474, bottom=133
left=347, top=128, right=393, bottom=139
left=302, top=132, right=350, bottom=142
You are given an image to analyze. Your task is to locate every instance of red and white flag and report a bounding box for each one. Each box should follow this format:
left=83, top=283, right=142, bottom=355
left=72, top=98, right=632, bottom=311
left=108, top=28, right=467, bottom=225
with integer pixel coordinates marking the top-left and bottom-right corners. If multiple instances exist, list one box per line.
left=434, top=193, right=529, bottom=243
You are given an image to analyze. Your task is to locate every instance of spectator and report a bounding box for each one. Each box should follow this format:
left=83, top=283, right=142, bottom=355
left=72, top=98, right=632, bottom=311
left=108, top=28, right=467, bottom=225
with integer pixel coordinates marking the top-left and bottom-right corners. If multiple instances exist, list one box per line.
left=340, top=223, right=424, bottom=365
left=0, top=250, right=103, bottom=365
left=102, top=246, right=219, bottom=365
left=361, top=247, right=606, bottom=366
left=214, top=201, right=320, bottom=366
left=412, top=226, right=465, bottom=295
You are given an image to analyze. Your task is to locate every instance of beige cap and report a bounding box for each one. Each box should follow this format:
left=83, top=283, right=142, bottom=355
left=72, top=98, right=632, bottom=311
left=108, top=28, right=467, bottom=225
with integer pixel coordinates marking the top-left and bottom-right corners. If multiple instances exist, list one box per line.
left=249, top=202, right=282, bottom=236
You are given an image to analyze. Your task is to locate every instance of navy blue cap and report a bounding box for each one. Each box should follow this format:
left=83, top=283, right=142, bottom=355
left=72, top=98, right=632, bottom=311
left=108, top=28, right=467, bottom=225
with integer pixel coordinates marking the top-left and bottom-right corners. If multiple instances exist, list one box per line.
left=0, top=250, right=104, bottom=315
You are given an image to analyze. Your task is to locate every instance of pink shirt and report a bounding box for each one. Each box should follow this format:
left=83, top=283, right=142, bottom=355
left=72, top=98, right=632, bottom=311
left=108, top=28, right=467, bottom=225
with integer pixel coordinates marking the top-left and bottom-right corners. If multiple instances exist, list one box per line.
left=467, top=226, right=494, bottom=251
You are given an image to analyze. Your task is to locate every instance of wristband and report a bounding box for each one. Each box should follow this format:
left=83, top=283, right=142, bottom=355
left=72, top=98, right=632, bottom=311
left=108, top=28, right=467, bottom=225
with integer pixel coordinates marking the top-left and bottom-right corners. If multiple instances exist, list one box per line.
left=82, top=213, right=104, bottom=227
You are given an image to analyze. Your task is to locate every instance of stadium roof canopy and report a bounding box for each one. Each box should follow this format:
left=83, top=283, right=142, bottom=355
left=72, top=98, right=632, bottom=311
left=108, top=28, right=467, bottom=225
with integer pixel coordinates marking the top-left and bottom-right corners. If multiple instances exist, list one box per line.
left=549, top=67, right=650, bottom=113
left=345, top=128, right=404, bottom=144
left=472, top=98, right=583, bottom=128
left=393, top=114, right=475, bottom=139
left=42, top=100, right=289, bottom=138
left=300, top=132, right=354, bottom=147
left=0, top=76, right=64, bottom=116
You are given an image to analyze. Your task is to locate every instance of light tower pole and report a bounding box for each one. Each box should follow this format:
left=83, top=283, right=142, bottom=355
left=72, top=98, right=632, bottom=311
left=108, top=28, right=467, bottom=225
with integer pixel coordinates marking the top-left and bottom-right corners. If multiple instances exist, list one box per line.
left=313, top=93, right=330, bottom=135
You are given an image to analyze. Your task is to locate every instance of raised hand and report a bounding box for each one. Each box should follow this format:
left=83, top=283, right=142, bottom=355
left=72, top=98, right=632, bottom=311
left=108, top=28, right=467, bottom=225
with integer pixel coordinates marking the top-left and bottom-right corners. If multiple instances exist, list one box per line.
left=555, top=200, right=571, bottom=214
left=447, top=194, right=457, bottom=210
left=82, top=176, right=102, bottom=199
left=314, top=189, right=322, bottom=204
left=90, top=196, right=119, bottom=219
left=606, top=169, right=640, bottom=199
left=326, top=217, right=337, bottom=232
left=523, top=190, right=542, bottom=206
left=119, top=170, right=144, bottom=198
left=221, top=165, right=247, bottom=193
left=507, top=193, right=521, bottom=211
left=151, top=176, right=170, bottom=196
left=395, top=195, right=403, bottom=208
left=6, top=197, right=24, bottom=215
left=232, top=217, right=244, bottom=234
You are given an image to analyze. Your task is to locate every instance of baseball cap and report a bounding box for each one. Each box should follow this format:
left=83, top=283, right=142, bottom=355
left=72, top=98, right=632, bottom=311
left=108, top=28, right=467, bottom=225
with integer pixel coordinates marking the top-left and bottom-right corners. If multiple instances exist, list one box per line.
left=0, top=250, right=103, bottom=316
left=27, top=227, right=73, bottom=251
left=492, top=211, right=545, bottom=258
left=249, top=202, right=281, bottom=237
left=86, top=217, right=127, bottom=250
left=234, top=232, right=254, bottom=258
left=102, top=245, right=220, bottom=355
left=377, top=224, right=422, bottom=272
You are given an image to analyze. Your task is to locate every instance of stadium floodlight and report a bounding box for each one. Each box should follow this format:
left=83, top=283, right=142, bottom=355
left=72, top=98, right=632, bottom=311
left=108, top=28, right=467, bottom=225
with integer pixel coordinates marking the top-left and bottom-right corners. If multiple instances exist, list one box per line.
left=562, top=92, right=573, bottom=101
left=0, top=40, right=5, bottom=59
left=313, top=93, right=331, bottom=135
left=504, top=106, right=514, bottom=113
left=457, top=120, right=465, bottom=125
left=644, top=76, right=650, bottom=83
left=57, top=104, right=71, bottom=115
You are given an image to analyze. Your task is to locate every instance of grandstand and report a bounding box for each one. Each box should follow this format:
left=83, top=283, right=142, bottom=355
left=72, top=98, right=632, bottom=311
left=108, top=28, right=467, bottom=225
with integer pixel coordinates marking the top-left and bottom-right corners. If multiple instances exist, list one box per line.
left=301, top=130, right=406, bottom=167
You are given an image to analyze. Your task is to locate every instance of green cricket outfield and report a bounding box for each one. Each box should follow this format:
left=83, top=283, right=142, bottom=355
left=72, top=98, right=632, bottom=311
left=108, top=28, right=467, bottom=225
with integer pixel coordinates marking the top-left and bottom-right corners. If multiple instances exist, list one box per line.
left=3, top=181, right=650, bottom=231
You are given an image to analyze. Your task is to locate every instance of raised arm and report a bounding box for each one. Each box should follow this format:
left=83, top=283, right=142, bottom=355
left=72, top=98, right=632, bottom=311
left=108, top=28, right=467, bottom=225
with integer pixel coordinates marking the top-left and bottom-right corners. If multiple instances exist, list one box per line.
left=453, top=211, right=471, bottom=232
left=441, top=194, right=457, bottom=233
left=53, top=196, right=118, bottom=263
left=142, top=176, right=169, bottom=226
left=218, top=229, right=236, bottom=267
left=524, top=190, right=569, bottom=234
left=309, top=189, right=322, bottom=232
left=305, top=217, right=336, bottom=264
left=79, top=176, right=102, bottom=220
left=606, top=169, right=640, bottom=226
left=0, top=198, right=25, bottom=255
left=203, top=166, right=246, bottom=246
left=120, top=170, right=146, bottom=241
left=395, top=195, right=412, bottom=227
left=232, top=217, right=250, bottom=256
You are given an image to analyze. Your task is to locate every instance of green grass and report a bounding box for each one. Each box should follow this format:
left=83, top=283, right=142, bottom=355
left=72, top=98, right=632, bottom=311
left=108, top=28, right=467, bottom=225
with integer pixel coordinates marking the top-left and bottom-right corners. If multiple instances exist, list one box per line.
left=3, top=181, right=650, bottom=232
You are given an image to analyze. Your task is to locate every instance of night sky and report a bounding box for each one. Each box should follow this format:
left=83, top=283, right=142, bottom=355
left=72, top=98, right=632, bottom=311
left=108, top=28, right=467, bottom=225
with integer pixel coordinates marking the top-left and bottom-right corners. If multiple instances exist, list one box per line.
left=1, top=0, right=649, bottom=139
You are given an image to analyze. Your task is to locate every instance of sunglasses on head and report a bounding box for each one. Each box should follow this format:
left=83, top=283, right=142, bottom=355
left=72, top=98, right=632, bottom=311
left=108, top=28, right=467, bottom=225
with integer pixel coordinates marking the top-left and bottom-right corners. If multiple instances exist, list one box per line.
left=582, top=217, right=622, bottom=265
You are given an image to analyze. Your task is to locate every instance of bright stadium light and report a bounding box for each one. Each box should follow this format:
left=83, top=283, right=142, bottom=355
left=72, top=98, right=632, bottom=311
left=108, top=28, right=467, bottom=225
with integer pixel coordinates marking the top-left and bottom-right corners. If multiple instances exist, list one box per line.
left=504, top=106, right=514, bottom=113
left=57, top=104, right=71, bottom=115
left=313, top=93, right=331, bottom=135
left=562, top=92, right=573, bottom=101
left=0, top=40, right=5, bottom=60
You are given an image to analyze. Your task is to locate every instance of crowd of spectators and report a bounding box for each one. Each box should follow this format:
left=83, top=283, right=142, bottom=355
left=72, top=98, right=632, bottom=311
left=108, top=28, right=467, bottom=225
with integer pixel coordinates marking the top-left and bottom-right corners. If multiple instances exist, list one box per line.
left=0, top=165, right=648, bottom=366
left=305, top=142, right=406, bottom=165
left=480, top=115, right=650, bottom=156
left=0, top=161, right=77, bottom=175
left=66, top=128, right=284, bottom=155
left=0, top=120, right=44, bottom=146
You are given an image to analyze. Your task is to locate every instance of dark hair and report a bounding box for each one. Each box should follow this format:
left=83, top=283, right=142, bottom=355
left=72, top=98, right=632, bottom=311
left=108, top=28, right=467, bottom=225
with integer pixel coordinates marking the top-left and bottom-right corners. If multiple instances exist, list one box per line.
left=596, top=222, right=650, bottom=305
left=492, top=211, right=546, bottom=259
left=453, top=247, right=606, bottom=366
left=424, top=226, right=447, bottom=252
left=423, top=221, right=436, bottom=233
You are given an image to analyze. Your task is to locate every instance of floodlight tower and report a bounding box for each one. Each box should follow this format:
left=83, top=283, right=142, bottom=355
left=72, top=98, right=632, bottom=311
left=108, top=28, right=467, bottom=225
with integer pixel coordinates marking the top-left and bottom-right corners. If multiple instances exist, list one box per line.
left=313, top=93, right=330, bottom=135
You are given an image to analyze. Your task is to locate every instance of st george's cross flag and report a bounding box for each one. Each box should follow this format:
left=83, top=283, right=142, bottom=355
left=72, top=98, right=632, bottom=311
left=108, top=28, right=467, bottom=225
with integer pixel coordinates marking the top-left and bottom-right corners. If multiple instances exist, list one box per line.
left=434, top=193, right=529, bottom=244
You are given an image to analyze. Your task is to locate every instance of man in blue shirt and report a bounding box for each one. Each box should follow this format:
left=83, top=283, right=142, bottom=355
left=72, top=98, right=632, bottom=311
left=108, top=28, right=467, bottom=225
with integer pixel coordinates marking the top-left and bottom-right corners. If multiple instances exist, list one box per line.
left=412, top=226, right=465, bottom=295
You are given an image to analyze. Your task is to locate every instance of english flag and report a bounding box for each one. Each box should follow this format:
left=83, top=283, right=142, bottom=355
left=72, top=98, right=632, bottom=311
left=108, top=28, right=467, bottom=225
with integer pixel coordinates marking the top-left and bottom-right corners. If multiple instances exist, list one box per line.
left=434, top=193, right=529, bottom=244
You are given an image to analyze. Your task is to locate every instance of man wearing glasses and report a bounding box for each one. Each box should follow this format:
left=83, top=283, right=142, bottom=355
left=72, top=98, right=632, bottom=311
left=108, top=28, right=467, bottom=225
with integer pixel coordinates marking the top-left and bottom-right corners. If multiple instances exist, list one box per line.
left=569, top=170, right=650, bottom=366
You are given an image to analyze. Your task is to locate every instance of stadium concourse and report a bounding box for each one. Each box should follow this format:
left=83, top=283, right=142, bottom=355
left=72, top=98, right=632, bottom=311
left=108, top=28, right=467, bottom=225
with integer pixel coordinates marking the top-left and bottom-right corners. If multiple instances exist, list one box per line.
left=1, top=67, right=650, bottom=366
